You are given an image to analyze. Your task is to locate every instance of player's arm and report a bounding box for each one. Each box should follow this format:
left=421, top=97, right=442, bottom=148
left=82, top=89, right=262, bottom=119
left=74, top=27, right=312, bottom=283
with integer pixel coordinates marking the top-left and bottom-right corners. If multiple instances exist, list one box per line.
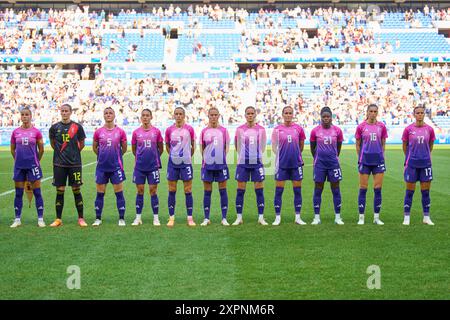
left=121, top=140, right=127, bottom=155
left=356, top=138, right=361, bottom=155
left=132, top=144, right=137, bottom=156
left=37, top=138, right=44, bottom=161
left=429, top=140, right=434, bottom=153
left=402, top=140, right=408, bottom=156
left=310, top=141, right=317, bottom=157
left=299, top=139, right=305, bottom=153
left=381, top=138, right=386, bottom=153
left=191, top=138, right=195, bottom=157
left=10, top=142, right=15, bottom=159
left=78, top=139, right=85, bottom=151
left=260, top=129, right=267, bottom=154
left=337, top=141, right=342, bottom=156
left=157, top=142, right=164, bottom=156
left=93, top=140, right=99, bottom=155
left=49, top=126, right=56, bottom=150
left=271, top=129, right=278, bottom=155
left=165, top=142, right=170, bottom=155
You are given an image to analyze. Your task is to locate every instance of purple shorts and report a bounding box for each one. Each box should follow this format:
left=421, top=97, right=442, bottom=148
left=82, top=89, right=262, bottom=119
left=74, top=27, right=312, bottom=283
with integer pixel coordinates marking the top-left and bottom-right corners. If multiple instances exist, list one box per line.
left=133, top=168, right=160, bottom=185
left=167, top=164, right=193, bottom=181
left=275, top=167, right=303, bottom=181
left=13, top=166, right=43, bottom=182
left=404, top=166, right=433, bottom=183
left=201, top=167, right=229, bottom=182
left=313, top=166, right=342, bottom=183
left=358, top=163, right=386, bottom=175
left=235, top=165, right=265, bottom=182
left=96, top=168, right=126, bottom=185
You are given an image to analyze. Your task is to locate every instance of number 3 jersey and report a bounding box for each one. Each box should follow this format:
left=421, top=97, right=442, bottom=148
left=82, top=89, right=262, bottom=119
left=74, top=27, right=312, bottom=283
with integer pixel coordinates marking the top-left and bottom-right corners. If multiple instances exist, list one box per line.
left=402, top=123, right=435, bottom=168
left=310, top=125, right=344, bottom=169
left=93, top=126, right=127, bottom=172
left=272, top=124, right=306, bottom=170
left=355, top=121, right=388, bottom=166
left=10, top=126, right=43, bottom=169
left=235, top=123, right=266, bottom=168
left=49, top=121, right=86, bottom=167
left=132, top=126, right=163, bottom=172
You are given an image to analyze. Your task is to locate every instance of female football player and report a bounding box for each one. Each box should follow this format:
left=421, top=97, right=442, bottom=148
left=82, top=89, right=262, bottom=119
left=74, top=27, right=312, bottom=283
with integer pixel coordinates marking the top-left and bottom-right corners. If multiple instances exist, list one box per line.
left=402, top=105, right=436, bottom=225
left=310, top=107, right=345, bottom=225
left=355, top=104, right=388, bottom=225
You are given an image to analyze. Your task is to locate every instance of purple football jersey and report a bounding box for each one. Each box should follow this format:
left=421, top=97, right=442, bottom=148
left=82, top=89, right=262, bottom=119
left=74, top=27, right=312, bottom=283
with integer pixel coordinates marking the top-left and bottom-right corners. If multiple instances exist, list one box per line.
left=272, top=124, right=306, bottom=170
left=355, top=121, right=388, bottom=165
left=10, top=127, right=43, bottom=169
left=132, top=126, right=163, bottom=172
left=200, top=126, right=230, bottom=170
left=235, top=123, right=266, bottom=168
left=165, top=124, right=195, bottom=168
left=93, top=126, right=127, bottom=172
left=402, top=123, right=436, bottom=168
left=310, top=125, right=344, bottom=169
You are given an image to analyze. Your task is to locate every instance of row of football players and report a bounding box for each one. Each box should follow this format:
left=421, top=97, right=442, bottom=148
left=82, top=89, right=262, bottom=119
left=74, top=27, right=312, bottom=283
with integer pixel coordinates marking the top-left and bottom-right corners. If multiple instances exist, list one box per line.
left=9, top=103, right=435, bottom=228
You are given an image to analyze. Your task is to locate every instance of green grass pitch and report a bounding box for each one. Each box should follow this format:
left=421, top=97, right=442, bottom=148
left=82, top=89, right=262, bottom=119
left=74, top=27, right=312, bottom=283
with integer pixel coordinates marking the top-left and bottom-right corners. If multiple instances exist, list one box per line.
left=0, top=147, right=449, bottom=299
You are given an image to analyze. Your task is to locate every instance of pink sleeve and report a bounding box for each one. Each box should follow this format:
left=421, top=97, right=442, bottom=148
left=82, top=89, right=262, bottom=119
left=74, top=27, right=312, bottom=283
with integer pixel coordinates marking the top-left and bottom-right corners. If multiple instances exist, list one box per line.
left=189, top=126, right=195, bottom=141
left=234, top=128, right=239, bottom=145
left=355, top=124, right=362, bottom=140
left=120, top=129, right=127, bottom=142
left=337, top=127, right=344, bottom=142
left=298, top=126, right=306, bottom=141
left=271, top=128, right=277, bottom=145
left=165, top=127, right=171, bottom=143
left=429, top=127, right=436, bottom=141
left=35, top=129, right=43, bottom=140
left=157, top=129, right=163, bottom=143
left=401, top=128, right=409, bottom=142
left=381, top=124, right=388, bottom=139
left=199, top=128, right=205, bottom=145
left=93, top=129, right=99, bottom=142
left=10, top=130, right=16, bottom=144
left=131, top=131, right=137, bottom=145
left=225, top=128, right=230, bottom=145
left=310, top=128, right=316, bottom=142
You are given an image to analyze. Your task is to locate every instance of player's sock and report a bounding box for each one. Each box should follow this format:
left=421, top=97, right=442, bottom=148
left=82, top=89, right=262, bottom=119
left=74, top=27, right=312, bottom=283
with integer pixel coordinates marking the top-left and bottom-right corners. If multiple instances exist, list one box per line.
left=293, top=187, right=302, bottom=215
left=33, top=188, right=44, bottom=219
left=274, top=187, right=284, bottom=216
left=313, top=187, right=323, bottom=216
left=374, top=188, right=382, bottom=215
left=73, top=188, right=84, bottom=219
left=255, top=188, right=265, bottom=216
left=135, top=194, right=144, bottom=215
left=95, top=192, right=105, bottom=219
left=358, top=188, right=367, bottom=214
left=55, top=190, right=65, bottom=219
left=14, top=187, right=24, bottom=219
left=151, top=194, right=159, bottom=216
left=421, top=189, right=431, bottom=217
left=331, top=187, right=342, bottom=214
left=203, top=190, right=212, bottom=220
left=115, top=191, right=126, bottom=220
left=168, top=191, right=176, bottom=217
left=404, top=189, right=414, bottom=216
left=236, top=189, right=245, bottom=215
left=185, top=192, right=193, bottom=217
left=219, top=188, right=228, bottom=219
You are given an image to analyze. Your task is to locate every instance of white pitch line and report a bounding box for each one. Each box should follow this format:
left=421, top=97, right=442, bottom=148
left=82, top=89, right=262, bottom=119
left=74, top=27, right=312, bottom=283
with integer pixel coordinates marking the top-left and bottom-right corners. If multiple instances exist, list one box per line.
left=0, top=160, right=97, bottom=197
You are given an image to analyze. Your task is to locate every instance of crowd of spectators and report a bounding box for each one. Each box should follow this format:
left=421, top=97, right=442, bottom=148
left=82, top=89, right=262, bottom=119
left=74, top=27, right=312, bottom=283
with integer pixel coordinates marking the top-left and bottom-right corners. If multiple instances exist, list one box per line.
left=0, top=63, right=448, bottom=131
